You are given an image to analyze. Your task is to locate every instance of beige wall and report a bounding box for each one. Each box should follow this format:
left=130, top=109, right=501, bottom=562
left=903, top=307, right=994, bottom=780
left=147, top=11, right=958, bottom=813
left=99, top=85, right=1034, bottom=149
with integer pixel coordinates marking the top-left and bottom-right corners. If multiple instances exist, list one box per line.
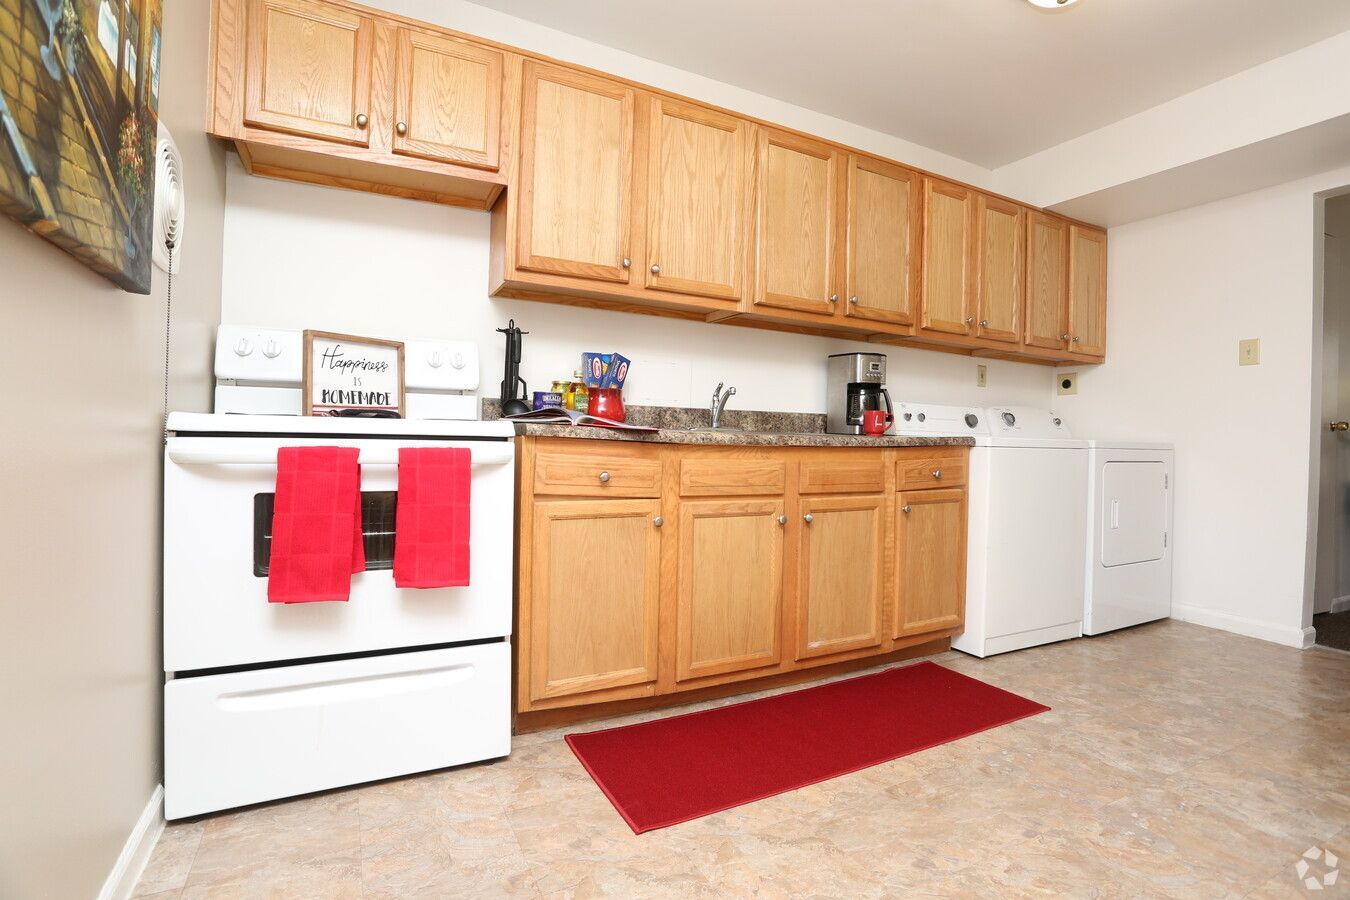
left=0, top=1, right=225, bottom=896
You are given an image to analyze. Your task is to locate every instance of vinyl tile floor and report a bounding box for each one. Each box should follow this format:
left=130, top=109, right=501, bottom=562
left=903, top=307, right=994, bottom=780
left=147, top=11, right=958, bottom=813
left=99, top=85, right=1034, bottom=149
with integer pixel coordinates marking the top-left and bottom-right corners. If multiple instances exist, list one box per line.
left=135, top=620, right=1350, bottom=898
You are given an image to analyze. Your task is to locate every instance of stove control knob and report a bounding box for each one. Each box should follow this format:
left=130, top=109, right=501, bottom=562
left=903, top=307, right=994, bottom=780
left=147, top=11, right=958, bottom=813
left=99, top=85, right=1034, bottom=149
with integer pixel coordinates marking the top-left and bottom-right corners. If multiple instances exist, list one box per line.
left=917, top=413, right=926, bottom=422
left=1053, top=417, right=1062, bottom=427
left=428, top=351, right=443, bottom=369
left=1002, top=411, right=1016, bottom=427
left=234, top=337, right=253, bottom=357
left=262, top=340, right=281, bottom=359
left=903, top=412, right=912, bottom=421
left=964, top=413, right=979, bottom=428
left=451, top=352, right=466, bottom=370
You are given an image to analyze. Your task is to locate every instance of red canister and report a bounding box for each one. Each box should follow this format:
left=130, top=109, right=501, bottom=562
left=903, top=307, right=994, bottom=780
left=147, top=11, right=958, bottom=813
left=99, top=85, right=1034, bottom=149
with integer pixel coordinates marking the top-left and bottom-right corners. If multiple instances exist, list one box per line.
left=587, top=388, right=626, bottom=423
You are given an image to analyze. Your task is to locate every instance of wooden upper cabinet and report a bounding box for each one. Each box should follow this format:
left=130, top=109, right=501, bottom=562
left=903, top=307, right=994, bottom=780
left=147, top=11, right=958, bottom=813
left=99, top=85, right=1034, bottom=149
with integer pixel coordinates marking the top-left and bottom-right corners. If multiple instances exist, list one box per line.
left=920, top=178, right=977, bottom=336
left=753, top=129, right=841, bottom=316
left=517, top=62, right=636, bottom=283
left=845, top=156, right=920, bottom=328
left=675, top=499, right=785, bottom=682
left=243, top=0, right=376, bottom=147
left=1025, top=211, right=1070, bottom=351
left=895, top=489, right=966, bottom=638
left=645, top=99, right=748, bottom=301
left=1068, top=225, right=1108, bottom=358
left=529, top=499, right=661, bottom=701
left=975, top=195, right=1024, bottom=345
left=795, top=495, right=886, bottom=660
left=392, top=28, right=502, bottom=170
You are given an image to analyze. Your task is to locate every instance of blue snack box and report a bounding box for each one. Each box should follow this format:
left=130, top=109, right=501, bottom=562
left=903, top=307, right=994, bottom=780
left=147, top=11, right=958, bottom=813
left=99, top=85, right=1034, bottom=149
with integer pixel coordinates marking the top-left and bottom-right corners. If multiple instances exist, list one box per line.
left=601, top=353, right=631, bottom=389
left=581, top=352, right=607, bottom=388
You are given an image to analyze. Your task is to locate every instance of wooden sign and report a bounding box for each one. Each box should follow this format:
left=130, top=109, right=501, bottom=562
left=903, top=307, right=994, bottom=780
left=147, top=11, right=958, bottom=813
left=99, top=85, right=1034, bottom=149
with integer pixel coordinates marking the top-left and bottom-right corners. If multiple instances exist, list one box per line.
left=302, top=331, right=405, bottom=417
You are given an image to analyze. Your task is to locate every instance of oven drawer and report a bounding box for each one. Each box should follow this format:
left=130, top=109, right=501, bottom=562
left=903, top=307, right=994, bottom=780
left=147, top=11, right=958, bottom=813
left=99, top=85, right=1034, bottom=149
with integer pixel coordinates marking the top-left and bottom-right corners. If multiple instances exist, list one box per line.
left=164, top=642, right=510, bottom=819
left=533, top=450, right=662, bottom=497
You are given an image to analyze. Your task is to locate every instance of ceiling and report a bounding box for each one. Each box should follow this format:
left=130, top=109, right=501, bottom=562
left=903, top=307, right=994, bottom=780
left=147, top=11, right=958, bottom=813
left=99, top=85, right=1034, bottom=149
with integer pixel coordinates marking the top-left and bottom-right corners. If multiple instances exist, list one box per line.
left=468, top=0, right=1350, bottom=168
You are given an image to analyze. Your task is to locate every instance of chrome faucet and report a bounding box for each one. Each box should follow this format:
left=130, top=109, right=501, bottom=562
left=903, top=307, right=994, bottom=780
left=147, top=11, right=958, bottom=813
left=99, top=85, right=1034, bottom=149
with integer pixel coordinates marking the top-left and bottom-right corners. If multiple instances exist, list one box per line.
left=709, top=382, right=737, bottom=430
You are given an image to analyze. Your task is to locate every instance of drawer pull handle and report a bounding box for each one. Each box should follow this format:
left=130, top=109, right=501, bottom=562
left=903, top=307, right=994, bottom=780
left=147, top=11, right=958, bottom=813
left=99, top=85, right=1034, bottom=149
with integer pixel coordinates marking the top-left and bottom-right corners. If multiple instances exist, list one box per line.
left=598, top=471, right=611, bottom=483
left=902, top=505, right=912, bottom=514
left=653, top=516, right=664, bottom=527
left=931, top=469, right=942, bottom=479
left=803, top=513, right=814, bottom=523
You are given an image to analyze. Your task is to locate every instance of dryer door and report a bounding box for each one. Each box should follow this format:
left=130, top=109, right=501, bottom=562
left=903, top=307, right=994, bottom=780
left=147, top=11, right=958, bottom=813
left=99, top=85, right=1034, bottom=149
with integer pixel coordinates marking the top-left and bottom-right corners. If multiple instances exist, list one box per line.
left=1100, top=461, right=1166, bottom=567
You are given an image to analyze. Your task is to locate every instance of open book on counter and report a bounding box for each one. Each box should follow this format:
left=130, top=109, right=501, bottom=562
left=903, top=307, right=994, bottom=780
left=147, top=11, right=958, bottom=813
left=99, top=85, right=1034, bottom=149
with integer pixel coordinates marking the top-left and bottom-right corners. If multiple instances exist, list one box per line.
left=504, top=407, right=658, bottom=433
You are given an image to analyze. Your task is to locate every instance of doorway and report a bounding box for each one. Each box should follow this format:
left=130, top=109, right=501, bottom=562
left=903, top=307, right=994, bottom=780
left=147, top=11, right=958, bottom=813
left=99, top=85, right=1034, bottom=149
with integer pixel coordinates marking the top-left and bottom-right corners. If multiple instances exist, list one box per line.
left=1314, top=193, right=1350, bottom=651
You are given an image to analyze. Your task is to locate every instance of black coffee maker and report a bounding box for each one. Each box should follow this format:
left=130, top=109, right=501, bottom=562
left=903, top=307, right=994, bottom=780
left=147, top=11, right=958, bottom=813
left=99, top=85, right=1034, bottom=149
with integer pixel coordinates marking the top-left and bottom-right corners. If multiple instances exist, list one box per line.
left=826, top=352, right=892, bottom=434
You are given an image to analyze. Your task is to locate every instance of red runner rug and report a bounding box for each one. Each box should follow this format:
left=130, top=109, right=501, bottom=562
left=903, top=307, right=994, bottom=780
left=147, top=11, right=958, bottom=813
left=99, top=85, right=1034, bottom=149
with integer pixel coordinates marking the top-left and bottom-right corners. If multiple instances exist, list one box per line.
left=565, top=661, right=1049, bottom=833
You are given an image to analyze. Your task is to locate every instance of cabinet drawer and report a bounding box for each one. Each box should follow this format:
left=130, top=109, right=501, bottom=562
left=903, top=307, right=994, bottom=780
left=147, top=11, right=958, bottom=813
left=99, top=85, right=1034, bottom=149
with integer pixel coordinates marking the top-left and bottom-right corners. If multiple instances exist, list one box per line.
left=799, top=459, right=886, bottom=494
left=534, top=451, right=662, bottom=497
left=897, top=456, right=967, bottom=490
left=680, top=458, right=786, bottom=496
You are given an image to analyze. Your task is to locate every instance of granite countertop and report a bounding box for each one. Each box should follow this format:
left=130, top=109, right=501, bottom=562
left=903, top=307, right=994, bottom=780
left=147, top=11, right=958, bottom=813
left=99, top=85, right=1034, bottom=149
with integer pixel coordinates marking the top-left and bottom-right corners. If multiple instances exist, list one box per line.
left=483, top=401, right=974, bottom=448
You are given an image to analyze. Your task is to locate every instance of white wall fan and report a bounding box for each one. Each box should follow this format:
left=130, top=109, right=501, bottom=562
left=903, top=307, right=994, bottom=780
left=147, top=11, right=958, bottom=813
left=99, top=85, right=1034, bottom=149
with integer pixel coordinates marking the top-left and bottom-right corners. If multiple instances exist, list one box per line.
left=153, top=123, right=186, bottom=274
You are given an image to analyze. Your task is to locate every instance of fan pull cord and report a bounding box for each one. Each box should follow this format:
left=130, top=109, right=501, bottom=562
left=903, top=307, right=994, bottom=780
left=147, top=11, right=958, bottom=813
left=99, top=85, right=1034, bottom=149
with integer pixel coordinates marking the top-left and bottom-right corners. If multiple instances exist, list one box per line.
left=162, top=242, right=174, bottom=445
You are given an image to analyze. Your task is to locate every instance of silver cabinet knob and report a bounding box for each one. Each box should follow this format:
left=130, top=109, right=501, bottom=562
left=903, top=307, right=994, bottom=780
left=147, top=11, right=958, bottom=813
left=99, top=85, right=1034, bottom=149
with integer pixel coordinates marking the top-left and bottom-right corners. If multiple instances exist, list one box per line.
left=653, top=516, right=664, bottom=527
left=1072, top=336, right=1081, bottom=343
left=965, top=317, right=974, bottom=325
left=803, top=513, right=814, bottom=523
left=777, top=515, right=787, bottom=525
left=355, top=113, right=368, bottom=128
left=1061, top=333, right=1071, bottom=341
left=849, top=295, right=859, bottom=304
left=980, top=319, right=989, bottom=327
left=932, top=469, right=942, bottom=479
left=828, top=294, right=839, bottom=303
left=598, top=471, right=610, bottom=483
left=396, top=121, right=408, bottom=136
left=622, top=257, right=631, bottom=268
left=650, top=264, right=660, bottom=274
left=902, top=505, right=912, bottom=514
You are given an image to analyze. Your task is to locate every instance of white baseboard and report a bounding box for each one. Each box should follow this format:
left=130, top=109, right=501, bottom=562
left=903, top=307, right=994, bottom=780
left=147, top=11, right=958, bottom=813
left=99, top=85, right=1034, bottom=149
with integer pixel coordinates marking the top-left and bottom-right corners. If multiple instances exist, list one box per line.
left=1171, top=605, right=1314, bottom=649
left=1329, top=595, right=1350, bottom=615
left=98, top=784, right=165, bottom=900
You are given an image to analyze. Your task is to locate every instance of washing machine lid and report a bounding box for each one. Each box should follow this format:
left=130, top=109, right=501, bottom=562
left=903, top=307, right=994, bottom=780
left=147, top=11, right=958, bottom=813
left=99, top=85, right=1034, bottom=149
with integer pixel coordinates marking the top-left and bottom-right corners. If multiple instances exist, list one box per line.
left=1087, top=440, right=1174, bottom=451
left=1100, top=460, right=1168, bottom=566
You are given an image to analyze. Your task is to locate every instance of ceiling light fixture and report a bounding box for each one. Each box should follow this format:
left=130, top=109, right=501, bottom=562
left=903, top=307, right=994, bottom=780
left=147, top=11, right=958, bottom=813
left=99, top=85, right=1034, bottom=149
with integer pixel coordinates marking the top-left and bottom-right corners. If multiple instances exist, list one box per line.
left=1027, top=0, right=1080, bottom=9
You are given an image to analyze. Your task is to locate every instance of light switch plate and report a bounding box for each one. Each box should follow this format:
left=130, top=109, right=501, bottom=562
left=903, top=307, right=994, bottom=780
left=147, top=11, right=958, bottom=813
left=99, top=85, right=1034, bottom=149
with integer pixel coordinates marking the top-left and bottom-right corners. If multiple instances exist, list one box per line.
left=976, top=364, right=987, bottom=388
left=1238, top=339, right=1261, bottom=366
left=1057, top=372, right=1078, bottom=395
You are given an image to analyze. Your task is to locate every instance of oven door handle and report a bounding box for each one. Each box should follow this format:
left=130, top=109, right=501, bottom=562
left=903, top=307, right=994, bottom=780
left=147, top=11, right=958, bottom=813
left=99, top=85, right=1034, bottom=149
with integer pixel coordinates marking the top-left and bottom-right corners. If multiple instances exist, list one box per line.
left=166, top=445, right=515, bottom=467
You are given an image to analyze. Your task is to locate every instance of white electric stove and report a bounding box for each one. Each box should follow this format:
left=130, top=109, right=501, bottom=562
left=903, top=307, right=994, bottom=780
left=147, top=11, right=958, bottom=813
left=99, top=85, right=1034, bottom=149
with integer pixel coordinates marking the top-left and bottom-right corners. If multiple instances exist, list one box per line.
left=162, top=326, right=514, bottom=819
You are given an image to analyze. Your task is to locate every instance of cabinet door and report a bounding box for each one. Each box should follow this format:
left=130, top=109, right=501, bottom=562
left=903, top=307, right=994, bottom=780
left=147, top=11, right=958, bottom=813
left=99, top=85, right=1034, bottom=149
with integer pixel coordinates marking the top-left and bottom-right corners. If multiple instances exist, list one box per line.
left=1068, top=225, right=1108, bottom=358
left=975, top=195, right=1024, bottom=344
left=517, top=63, right=635, bottom=283
left=895, top=489, right=966, bottom=637
left=244, top=0, right=376, bottom=146
left=1025, top=211, right=1070, bottom=351
left=646, top=99, right=747, bottom=301
left=529, top=500, right=661, bottom=701
left=920, top=178, right=977, bottom=336
left=796, top=495, right=886, bottom=660
left=753, top=129, right=840, bottom=315
left=675, top=500, right=785, bottom=681
left=845, top=156, right=920, bottom=327
left=392, top=28, right=502, bottom=170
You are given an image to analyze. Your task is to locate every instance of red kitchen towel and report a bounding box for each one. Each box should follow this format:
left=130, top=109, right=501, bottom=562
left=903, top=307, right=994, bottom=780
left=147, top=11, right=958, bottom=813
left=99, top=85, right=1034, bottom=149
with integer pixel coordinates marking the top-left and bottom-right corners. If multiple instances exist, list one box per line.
left=393, top=447, right=471, bottom=589
left=268, top=447, right=365, bottom=603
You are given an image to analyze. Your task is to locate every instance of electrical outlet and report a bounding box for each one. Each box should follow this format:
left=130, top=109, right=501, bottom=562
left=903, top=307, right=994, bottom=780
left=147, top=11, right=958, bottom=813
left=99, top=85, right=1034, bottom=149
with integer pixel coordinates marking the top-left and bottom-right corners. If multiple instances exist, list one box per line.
left=1057, top=372, right=1078, bottom=396
left=1238, top=339, right=1261, bottom=366
left=976, top=364, right=987, bottom=388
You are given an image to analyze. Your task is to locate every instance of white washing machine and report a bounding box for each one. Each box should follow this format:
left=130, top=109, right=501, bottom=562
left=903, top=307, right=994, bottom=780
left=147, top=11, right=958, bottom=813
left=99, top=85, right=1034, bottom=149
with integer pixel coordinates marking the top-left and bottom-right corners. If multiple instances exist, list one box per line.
left=1083, top=441, right=1174, bottom=635
left=893, top=403, right=1089, bottom=658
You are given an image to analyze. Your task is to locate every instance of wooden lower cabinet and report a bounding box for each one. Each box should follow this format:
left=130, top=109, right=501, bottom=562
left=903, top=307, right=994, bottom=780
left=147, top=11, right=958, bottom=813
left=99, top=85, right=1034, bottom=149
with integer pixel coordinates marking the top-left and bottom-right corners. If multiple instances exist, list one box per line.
left=894, top=488, right=967, bottom=637
left=516, top=438, right=970, bottom=724
left=795, top=494, right=886, bottom=660
left=675, top=499, right=785, bottom=681
left=527, top=499, right=661, bottom=702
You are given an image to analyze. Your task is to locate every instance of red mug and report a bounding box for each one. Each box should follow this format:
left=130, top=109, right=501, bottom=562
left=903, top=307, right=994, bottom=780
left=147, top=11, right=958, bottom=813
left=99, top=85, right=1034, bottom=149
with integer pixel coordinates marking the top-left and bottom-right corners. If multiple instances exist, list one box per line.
left=862, top=409, right=893, bottom=436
